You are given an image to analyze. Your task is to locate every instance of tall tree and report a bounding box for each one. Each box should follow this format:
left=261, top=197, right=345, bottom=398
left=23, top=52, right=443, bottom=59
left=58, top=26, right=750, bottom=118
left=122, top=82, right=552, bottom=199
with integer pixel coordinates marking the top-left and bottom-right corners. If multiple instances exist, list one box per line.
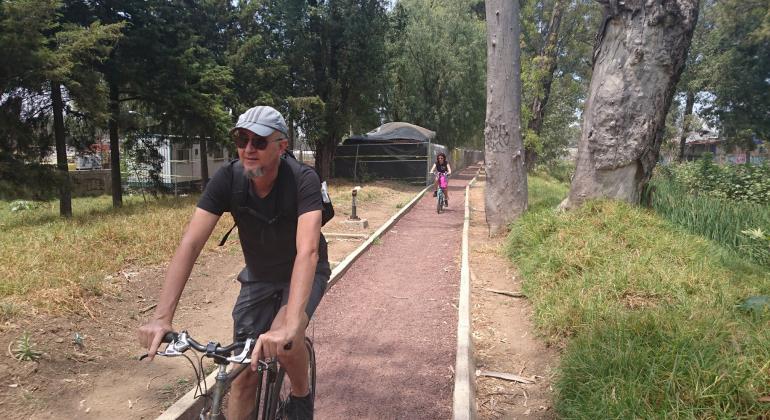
left=485, top=0, right=527, bottom=235
left=384, top=0, right=487, bottom=149
left=305, top=0, right=390, bottom=180
left=564, top=0, right=700, bottom=208
left=0, top=0, right=121, bottom=210
left=523, top=0, right=564, bottom=169
left=1, top=0, right=59, bottom=200
left=698, top=0, right=770, bottom=154
left=49, top=17, right=123, bottom=216
left=519, top=0, right=600, bottom=168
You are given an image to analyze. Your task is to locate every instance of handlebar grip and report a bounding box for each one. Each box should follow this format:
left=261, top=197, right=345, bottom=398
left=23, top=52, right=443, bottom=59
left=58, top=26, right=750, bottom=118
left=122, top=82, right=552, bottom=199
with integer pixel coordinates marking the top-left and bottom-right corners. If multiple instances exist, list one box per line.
left=162, top=331, right=179, bottom=343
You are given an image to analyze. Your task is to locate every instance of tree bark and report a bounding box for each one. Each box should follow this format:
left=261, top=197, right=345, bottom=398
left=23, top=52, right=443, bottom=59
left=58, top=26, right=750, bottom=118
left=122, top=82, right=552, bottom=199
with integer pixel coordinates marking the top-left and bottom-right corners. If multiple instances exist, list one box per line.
left=677, top=90, right=695, bottom=162
left=484, top=0, right=527, bottom=235
left=108, top=77, right=122, bottom=208
left=563, top=0, right=699, bottom=208
left=525, top=0, right=565, bottom=170
left=314, top=133, right=336, bottom=181
left=51, top=81, right=72, bottom=218
left=199, top=138, right=209, bottom=191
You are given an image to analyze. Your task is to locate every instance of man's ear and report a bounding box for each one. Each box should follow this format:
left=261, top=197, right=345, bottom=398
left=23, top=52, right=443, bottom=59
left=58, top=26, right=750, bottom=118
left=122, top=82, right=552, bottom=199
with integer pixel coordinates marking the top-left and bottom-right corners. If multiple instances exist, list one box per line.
left=278, top=138, right=289, bottom=153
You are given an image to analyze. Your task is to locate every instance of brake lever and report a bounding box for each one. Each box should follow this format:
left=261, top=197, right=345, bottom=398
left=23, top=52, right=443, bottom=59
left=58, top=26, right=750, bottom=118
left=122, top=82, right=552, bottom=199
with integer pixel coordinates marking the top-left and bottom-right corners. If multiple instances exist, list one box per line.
left=226, top=338, right=254, bottom=364
left=138, top=331, right=190, bottom=360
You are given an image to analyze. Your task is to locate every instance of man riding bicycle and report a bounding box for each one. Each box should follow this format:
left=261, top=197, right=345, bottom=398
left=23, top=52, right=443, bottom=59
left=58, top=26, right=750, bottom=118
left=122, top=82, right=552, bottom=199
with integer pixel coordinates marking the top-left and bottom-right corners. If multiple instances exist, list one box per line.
left=138, top=105, right=329, bottom=420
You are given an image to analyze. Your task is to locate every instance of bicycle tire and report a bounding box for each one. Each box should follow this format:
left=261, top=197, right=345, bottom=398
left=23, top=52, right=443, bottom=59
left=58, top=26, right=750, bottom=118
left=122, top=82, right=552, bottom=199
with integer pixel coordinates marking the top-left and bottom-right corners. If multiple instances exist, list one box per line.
left=268, top=337, right=316, bottom=419
left=436, top=189, right=443, bottom=214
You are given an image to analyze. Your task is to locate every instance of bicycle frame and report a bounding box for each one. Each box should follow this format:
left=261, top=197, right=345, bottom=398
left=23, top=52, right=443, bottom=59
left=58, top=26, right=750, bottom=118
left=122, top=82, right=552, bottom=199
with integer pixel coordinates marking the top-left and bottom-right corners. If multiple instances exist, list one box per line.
left=203, top=358, right=283, bottom=420
left=435, top=172, right=448, bottom=213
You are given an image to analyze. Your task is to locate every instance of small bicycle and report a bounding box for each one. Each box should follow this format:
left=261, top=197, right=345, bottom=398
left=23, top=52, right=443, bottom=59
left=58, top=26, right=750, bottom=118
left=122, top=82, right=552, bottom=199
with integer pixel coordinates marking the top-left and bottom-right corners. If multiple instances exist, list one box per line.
left=140, top=331, right=316, bottom=420
left=434, top=172, right=449, bottom=214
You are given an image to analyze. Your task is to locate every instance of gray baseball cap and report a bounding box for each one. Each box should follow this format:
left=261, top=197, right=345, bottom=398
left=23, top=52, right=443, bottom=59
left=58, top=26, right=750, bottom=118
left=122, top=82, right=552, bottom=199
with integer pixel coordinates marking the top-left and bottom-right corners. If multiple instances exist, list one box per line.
left=231, top=106, right=289, bottom=138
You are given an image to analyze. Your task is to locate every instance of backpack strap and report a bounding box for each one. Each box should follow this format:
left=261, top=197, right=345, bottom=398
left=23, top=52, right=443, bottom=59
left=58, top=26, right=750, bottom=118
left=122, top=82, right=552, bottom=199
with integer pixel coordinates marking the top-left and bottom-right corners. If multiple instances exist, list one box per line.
left=219, top=160, right=248, bottom=246
left=283, top=152, right=334, bottom=225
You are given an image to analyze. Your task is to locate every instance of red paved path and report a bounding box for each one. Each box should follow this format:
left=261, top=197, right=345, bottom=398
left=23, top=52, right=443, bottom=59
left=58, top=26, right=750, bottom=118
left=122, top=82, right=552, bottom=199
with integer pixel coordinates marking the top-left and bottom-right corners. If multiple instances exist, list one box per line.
left=311, top=166, right=478, bottom=420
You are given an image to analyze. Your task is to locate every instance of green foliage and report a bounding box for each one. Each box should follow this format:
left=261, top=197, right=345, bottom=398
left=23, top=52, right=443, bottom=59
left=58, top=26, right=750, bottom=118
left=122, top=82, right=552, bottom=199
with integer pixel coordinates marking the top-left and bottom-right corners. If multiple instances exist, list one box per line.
left=0, top=0, right=123, bottom=202
left=506, top=187, right=770, bottom=418
left=531, top=160, right=575, bottom=184
left=662, top=156, right=770, bottom=204
left=384, top=0, right=486, bottom=149
left=650, top=169, right=770, bottom=266
left=12, top=333, right=43, bottom=362
left=696, top=0, right=770, bottom=143
left=520, top=0, right=599, bottom=165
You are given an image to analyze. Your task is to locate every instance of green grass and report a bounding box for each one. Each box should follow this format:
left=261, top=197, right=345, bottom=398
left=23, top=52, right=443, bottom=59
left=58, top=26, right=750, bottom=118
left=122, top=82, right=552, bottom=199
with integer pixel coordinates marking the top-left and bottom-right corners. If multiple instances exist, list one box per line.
left=649, top=176, right=770, bottom=266
left=507, top=177, right=770, bottom=418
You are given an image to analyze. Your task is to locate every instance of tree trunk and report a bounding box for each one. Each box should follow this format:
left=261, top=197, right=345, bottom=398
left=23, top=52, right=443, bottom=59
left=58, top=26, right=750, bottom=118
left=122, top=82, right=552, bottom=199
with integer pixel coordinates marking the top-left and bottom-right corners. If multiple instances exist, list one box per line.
left=199, top=138, right=209, bottom=191
left=484, top=0, right=527, bottom=235
left=525, top=0, right=565, bottom=170
left=677, top=90, right=695, bottom=162
left=51, top=81, right=72, bottom=218
left=314, top=135, right=335, bottom=181
left=563, top=0, right=699, bottom=208
left=108, top=77, right=122, bottom=208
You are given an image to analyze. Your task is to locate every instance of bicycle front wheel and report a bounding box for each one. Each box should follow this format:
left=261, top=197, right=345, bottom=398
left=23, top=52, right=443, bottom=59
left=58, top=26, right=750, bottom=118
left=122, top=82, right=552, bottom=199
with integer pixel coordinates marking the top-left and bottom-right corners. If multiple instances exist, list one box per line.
left=269, top=337, right=316, bottom=419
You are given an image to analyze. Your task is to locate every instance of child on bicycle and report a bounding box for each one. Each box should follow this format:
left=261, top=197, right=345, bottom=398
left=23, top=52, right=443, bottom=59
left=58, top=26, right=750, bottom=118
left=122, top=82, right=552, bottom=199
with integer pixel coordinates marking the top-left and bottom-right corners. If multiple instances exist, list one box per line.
left=429, top=153, right=452, bottom=206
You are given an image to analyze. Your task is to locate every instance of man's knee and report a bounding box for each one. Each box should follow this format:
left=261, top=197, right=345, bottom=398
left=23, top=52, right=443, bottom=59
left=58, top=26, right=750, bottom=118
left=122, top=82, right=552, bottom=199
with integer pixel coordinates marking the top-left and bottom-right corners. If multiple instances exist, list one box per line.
left=231, top=369, right=259, bottom=396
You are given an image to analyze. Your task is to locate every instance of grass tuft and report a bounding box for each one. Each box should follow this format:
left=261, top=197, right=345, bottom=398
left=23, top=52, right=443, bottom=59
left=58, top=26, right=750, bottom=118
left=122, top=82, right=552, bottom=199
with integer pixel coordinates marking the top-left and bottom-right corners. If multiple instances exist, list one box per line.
left=12, top=332, right=43, bottom=362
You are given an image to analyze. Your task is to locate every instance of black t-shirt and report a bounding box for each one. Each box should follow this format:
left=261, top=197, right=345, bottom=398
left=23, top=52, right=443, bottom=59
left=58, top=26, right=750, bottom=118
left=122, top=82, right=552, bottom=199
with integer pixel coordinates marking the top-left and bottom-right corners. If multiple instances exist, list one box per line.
left=197, top=157, right=328, bottom=282
left=436, top=162, right=449, bottom=173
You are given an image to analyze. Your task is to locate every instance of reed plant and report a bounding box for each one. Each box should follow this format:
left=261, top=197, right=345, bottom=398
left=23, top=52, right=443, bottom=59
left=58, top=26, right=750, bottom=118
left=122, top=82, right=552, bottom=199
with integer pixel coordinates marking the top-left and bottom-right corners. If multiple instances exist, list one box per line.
left=649, top=175, right=770, bottom=266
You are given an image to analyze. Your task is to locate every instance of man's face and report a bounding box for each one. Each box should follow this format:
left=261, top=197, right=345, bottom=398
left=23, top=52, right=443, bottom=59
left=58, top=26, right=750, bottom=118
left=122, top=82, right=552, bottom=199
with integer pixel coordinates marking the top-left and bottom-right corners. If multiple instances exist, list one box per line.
left=233, top=128, right=288, bottom=177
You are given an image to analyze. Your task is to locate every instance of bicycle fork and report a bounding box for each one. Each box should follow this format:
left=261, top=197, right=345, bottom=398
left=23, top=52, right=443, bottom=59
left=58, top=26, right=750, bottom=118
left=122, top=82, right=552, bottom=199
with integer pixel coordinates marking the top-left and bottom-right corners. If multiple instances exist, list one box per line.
left=207, top=364, right=230, bottom=419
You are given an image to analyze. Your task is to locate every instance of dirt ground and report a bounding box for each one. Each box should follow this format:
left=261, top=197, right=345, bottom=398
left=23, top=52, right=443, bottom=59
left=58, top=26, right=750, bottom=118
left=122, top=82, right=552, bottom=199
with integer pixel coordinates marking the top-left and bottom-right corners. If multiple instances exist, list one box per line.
left=0, top=181, right=422, bottom=420
left=469, top=175, right=559, bottom=419
left=0, top=172, right=559, bottom=419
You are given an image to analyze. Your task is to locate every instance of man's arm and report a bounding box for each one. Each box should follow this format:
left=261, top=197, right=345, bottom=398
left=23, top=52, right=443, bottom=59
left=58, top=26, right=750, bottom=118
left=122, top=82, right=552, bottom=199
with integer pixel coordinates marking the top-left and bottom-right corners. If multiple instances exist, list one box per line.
left=285, top=209, right=322, bottom=330
left=138, top=208, right=221, bottom=360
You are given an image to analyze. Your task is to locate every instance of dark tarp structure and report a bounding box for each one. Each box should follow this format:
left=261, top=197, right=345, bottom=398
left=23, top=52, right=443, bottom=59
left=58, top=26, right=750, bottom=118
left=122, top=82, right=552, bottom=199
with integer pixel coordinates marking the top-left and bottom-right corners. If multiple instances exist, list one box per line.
left=334, top=122, right=445, bottom=182
left=343, top=122, right=435, bottom=144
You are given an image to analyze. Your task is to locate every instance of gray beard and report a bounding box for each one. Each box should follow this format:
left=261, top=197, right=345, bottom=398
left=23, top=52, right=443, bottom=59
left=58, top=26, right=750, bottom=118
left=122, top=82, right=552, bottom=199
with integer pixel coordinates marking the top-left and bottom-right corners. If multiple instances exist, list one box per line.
left=244, top=166, right=264, bottom=179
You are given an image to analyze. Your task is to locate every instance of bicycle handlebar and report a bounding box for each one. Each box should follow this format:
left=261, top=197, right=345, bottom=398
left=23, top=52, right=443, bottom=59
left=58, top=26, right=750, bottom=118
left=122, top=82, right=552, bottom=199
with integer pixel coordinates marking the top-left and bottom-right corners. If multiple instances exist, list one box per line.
left=140, top=331, right=293, bottom=364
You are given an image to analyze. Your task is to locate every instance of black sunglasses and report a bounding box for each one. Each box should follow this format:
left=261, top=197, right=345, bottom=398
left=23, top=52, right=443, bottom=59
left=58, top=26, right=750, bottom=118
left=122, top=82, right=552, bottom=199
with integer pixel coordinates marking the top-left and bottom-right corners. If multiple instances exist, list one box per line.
left=232, top=131, right=283, bottom=150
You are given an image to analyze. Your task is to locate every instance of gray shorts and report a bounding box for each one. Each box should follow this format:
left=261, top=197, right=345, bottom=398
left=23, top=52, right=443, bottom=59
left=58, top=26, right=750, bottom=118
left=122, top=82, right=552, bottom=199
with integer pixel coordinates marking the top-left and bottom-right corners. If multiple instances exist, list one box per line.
left=232, top=262, right=330, bottom=342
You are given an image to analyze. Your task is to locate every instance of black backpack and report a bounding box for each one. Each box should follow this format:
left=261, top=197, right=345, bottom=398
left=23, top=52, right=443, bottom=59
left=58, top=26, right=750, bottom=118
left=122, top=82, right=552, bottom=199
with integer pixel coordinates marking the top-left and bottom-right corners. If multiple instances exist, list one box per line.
left=218, top=153, right=334, bottom=246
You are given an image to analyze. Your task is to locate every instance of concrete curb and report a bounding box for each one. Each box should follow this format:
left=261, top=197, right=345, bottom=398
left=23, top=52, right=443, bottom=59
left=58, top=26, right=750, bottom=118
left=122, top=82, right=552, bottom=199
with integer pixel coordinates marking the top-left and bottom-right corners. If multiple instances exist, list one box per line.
left=156, top=183, right=432, bottom=419
left=453, top=167, right=480, bottom=420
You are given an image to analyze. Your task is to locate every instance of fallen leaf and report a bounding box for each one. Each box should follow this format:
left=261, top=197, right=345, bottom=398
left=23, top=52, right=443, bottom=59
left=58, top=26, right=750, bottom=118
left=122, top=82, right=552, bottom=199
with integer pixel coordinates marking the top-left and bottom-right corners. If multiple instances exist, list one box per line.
left=759, top=396, right=770, bottom=403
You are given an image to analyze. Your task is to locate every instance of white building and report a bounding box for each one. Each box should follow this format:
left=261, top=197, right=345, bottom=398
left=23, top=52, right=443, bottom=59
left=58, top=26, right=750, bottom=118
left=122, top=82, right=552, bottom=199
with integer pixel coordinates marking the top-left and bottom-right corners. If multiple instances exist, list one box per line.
left=127, top=136, right=233, bottom=192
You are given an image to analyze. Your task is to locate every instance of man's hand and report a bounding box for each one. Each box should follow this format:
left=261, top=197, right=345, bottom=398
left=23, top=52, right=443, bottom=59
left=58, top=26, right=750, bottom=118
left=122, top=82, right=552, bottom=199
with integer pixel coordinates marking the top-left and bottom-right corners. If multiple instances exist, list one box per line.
left=250, top=323, right=301, bottom=371
left=138, top=318, right=173, bottom=361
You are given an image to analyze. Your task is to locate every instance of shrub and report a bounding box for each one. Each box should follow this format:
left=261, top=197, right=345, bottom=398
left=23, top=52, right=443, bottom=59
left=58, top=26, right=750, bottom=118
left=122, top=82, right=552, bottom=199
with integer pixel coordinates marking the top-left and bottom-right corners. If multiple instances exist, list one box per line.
left=663, top=154, right=770, bottom=204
